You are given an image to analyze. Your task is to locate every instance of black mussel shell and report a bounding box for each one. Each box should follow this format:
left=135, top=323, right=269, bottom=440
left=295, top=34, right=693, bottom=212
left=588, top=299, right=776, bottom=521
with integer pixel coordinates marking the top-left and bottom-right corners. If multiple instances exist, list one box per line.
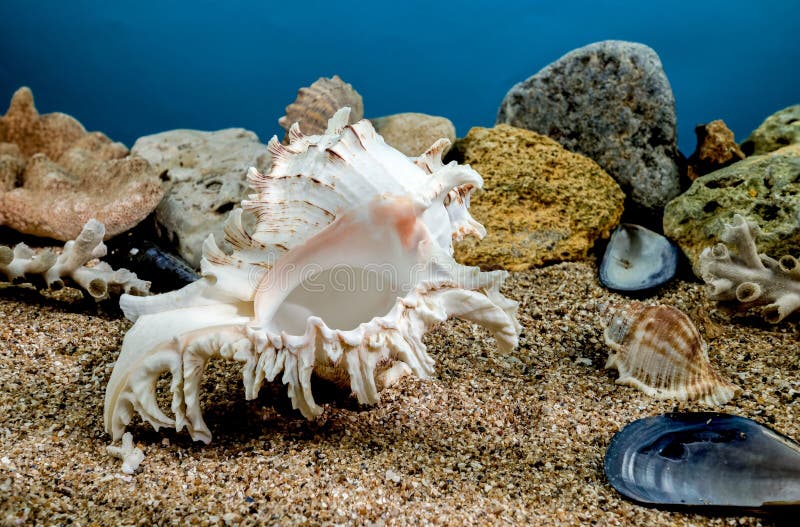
left=599, top=224, right=678, bottom=292
left=106, top=238, right=198, bottom=293
left=605, top=413, right=800, bottom=511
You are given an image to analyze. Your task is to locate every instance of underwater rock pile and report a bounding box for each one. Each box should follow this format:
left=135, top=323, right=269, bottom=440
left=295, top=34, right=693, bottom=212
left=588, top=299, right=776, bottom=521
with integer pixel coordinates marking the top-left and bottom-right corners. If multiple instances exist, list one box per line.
left=131, top=128, right=271, bottom=268
left=1, top=37, right=798, bottom=516
left=451, top=124, right=624, bottom=270
left=664, top=144, right=800, bottom=272
left=0, top=87, right=163, bottom=241
left=497, top=40, right=681, bottom=212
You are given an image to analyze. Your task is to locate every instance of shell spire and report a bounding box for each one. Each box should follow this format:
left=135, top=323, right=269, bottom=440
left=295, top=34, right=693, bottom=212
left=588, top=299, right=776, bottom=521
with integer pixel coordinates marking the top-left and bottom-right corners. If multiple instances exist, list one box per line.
left=278, top=76, right=364, bottom=139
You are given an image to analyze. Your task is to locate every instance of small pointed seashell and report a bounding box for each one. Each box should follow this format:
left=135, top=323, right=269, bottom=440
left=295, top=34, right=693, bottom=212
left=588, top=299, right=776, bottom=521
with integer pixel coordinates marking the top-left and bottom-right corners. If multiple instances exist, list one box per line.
left=605, top=412, right=800, bottom=509
left=278, top=75, right=364, bottom=137
left=599, top=224, right=678, bottom=292
left=601, top=302, right=740, bottom=405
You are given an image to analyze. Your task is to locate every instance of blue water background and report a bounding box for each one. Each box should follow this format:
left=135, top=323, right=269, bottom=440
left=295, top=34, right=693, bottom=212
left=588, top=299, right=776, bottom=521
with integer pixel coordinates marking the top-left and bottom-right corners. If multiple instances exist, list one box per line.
left=0, top=1, right=797, bottom=154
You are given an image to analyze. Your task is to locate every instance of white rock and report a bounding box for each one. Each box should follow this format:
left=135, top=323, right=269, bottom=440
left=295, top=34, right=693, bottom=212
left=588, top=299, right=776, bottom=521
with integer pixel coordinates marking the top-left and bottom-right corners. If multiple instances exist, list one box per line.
left=132, top=128, right=271, bottom=267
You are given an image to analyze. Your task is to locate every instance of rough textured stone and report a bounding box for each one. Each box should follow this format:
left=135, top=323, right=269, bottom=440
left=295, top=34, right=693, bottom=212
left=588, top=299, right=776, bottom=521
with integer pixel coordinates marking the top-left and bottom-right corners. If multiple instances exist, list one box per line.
left=0, top=87, right=163, bottom=240
left=497, top=40, right=681, bottom=212
left=132, top=128, right=270, bottom=267
left=451, top=125, right=624, bottom=271
left=370, top=113, right=456, bottom=157
left=664, top=144, right=800, bottom=274
left=687, top=120, right=745, bottom=180
left=0, top=143, right=24, bottom=191
left=740, top=105, right=800, bottom=156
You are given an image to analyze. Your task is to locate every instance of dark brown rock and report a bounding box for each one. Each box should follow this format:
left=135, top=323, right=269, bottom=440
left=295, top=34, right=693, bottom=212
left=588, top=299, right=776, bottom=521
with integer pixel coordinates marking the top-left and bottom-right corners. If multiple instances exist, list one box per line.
left=686, top=120, right=745, bottom=181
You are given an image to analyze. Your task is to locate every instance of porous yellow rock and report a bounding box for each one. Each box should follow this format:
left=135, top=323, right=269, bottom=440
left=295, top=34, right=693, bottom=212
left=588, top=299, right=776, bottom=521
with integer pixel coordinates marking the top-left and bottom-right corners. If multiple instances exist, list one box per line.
left=453, top=125, right=624, bottom=271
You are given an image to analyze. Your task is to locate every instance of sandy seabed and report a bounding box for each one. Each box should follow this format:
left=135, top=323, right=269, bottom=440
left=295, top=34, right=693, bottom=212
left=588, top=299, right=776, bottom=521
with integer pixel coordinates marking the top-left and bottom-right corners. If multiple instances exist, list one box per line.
left=1, top=261, right=798, bottom=526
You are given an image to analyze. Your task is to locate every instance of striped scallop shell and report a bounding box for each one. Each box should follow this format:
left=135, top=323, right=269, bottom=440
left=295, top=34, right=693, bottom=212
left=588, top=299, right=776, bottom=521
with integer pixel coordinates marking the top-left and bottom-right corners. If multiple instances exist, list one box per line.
left=601, top=302, right=740, bottom=406
left=278, top=75, right=364, bottom=138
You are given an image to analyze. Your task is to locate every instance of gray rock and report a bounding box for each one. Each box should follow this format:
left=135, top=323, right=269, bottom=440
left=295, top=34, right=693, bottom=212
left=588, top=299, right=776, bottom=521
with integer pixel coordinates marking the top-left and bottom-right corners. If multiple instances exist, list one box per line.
left=497, top=40, right=681, bottom=212
left=370, top=113, right=456, bottom=157
left=132, top=128, right=270, bottom=267
left=740, top=105, right=800, bottom=156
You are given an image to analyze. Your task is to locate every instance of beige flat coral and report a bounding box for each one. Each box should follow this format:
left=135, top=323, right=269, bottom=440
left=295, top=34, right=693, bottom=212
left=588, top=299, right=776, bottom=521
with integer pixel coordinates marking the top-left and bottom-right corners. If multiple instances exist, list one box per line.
left=0, top=87, right=163, bottom=240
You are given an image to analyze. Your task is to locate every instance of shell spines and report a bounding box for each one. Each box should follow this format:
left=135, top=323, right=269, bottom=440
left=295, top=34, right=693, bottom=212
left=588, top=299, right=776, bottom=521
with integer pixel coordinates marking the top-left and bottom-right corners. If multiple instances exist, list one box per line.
left=104, top=109, right=521, bottom=451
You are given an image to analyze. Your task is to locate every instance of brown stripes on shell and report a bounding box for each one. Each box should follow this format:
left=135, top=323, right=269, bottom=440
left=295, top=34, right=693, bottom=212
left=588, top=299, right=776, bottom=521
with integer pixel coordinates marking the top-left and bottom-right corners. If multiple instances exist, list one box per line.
left=446, top=184, right=473, bottom=206
left=249, top=172, right=336, bottom=193
left=414, top=139, right=450, bottom=175
left=602, top=302, right=740, bottom=406
left=278, top=75, right=364, bottom=138
left=627, top=306, right=704, bottom=372
left=348, top=124, right=367, bottom=150
left=303, top=200, right=336, bottom=218
left=204, top=243, right=235, bottom=267
left=325, top=148, right=345, bottom=162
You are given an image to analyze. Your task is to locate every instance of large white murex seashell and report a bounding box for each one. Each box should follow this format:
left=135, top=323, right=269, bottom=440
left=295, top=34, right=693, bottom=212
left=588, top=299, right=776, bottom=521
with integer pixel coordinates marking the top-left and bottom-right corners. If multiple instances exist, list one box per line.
left=104, top=108, right=520, bottom=445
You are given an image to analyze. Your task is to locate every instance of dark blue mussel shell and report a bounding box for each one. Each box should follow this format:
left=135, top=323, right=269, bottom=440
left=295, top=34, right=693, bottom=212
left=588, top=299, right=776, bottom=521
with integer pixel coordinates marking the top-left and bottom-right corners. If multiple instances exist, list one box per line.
left=599, top=224, right=678, bottom=292
left=604, top=413, right=800, bottom=511
left=105, top=238, right=199, bottom=293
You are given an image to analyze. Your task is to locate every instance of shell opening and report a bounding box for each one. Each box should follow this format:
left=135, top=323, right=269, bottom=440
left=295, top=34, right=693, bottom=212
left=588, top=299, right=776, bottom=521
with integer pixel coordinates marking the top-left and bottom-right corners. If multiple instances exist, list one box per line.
left=254, top=197, right=429, bottom=335
left=763, top=304, right=782, bottom=324
left=273, top=264, right=413, bottom=333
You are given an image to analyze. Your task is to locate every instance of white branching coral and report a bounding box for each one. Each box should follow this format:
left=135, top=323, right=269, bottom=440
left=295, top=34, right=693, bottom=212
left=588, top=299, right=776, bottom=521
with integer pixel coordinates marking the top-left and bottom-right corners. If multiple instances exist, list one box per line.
left=106, top=432, right=145, bottom=474
left=104, top=108, right=521, bottom=446
left=0, top=219, right=150, bottom=299
left=699, top=214, right=800, bottom=323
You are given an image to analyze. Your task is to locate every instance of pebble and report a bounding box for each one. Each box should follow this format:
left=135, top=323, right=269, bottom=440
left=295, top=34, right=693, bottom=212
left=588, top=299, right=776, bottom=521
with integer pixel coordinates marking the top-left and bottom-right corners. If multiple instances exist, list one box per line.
left=452, top=124, right=624, bottom=270
left=741, top=105, right=800, bottom=156
left=370, top=112, right=456, bottom=157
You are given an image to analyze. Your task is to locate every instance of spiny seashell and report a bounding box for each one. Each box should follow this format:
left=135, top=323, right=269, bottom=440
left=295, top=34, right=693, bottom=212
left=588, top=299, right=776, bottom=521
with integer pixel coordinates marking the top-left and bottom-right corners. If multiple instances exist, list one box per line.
left=104, top=108, right=520, bottom=448
left=605, top=412, right=800, bottom=509
left=278, top=75, right=364, bottom=138
left=598, top=224, right=678, bottom=292
left=601, top=302, right=739, bottom=405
